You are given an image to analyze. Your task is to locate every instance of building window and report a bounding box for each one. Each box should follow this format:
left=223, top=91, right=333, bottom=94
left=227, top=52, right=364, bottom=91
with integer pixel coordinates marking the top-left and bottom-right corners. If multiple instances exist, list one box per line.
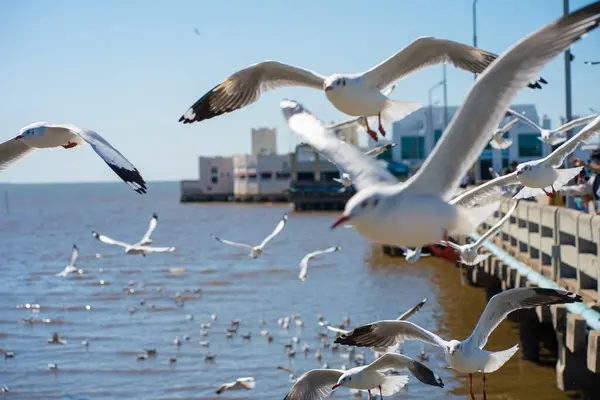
left=401, top=136, right=425, bottom=159
left=211, top=176, right=218, bottom=184
left=247, top=173, right=257, bottom=181
left=297, top=172, right=314, bottom=181
left=211, top=167, right=218, bottom=174
left=518, top=133, right=542, bottom=157
left=260, top=172, right=273, bottom=179
left=276, top=172, right=291, bottom=180
left=434, top=129, right=442, bottom=145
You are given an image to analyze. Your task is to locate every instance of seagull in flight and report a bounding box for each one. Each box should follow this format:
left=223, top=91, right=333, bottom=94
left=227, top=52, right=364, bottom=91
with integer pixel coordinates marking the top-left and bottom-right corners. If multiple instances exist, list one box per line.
left=442, top=201, right=519, bottom=265
left=333, top=144, right=396, bottom=191
left=56, top=245, right=83, bottom=277
left=465, top=114, right=600, bottom=199
left=507, top=109, right=599, bottom=146
left=216, top=377, right=255, bottom=394
left=488, top=109, right=526, bottom=150
left=400, top=246, right=430, bottom=263
left=283, top=352, right=443, bottom=400
left=298, top=245, right=341, bottom=281
left=179, top=37, right=547, bottom=140
left=0, top=122, right=147, bottom=194
left=281, top=0, right=600, bottom=248
left=92, top=213, right=174, bottom=256
left=211, top=213, right=288, bottom=258
left=335, top=287, right=582, bottom=400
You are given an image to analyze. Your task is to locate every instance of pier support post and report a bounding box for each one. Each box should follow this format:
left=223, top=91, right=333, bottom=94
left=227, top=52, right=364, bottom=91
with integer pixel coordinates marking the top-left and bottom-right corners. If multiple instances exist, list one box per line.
left=518, top=308, right=541, bottom=362
left=588, top=330, right=600, bottom=373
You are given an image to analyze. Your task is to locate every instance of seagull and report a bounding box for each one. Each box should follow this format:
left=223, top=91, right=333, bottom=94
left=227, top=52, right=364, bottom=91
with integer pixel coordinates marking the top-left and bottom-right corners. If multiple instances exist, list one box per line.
left=0, top=122, right=146, bottom=194
left=400, top=246, right=430, bottom=263
left=216, top=377, right=255, bottom=394
left=468, top=115, right=600, bottom=199
left=507, top=109, right=599, bottom=145
left=283, top=352, right=443, bottom=400
left=324, top=298, right=428, bottom=356
left=179, top=36, right=547, bottom=137
left=298, top=245, right=342, bottom=281
left=488, top=110, right=524, bottom=150
left=325, top=86, right=397, bottom=141
left=92, top=214, right=175, bottom=256
left=281, top=2, right=600, bottom=248
left=278, top=365, right=298, bottom=382
left=332, top=144, right=397, bottom=192
left=211, top=213, right=288, bottom=258
left=335, top=287, right=582, bottom=400
left=441, top=201, right=519, bottom=265
left=56, top=245, right=83, bottom=277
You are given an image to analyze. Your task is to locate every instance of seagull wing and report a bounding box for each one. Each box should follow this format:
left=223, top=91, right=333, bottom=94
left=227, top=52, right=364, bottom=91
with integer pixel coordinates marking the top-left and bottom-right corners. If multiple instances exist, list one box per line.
left=450, top=172, right=519, bottom=207
left=506, top=109, right=543, bottom=131
left=140, top=213, right=158, bottom=245
left=552, top=114, right=600, bottom=134
left=216, top=381, right=235, bottom=394
left=210, top=234, right=253, bottom=250
left=326, top=325, right=350, bottom=335
left=92, top=231, right=130, bottom=249
left=472, top=200, right=519, bottom=248
left=277, top=366, right=297, bottom=378
left=467, top=288, right=581, bottom=349
left=335, top=320, right=449, bottom=350
left=68, top=245, right=79, bottom=267
left=258, top=213, right=288, bottom=249
left=499, top=117, right=521, bottom=132
left=404, top=4, right=600, bottom=200
left=397, top=297, right=428, bottom=321
left=364, top=143, right=396, bottom=157
left=298, top=245, right=341, bottom=281
left=179, top=61, right=326, bottom=124
left=281, top=100, right=398, bottom=191
left=488, top=167, right=500, bottom=179
left=325, top=117, right=367, bottom=132
left=0, top=138, right=35, bottom=171
left=361, top=37, right=544, bottom=90
left=541, top=115, right=600, bottom=167
left=235, top=377, right=256, bottom=389
left=283, top=369, right=344, bottom=400
left=365, top=353, right=444, bottom=388
left=52, top=124, right=147, bottom=194
left=137, top=246, right=175, bottom=253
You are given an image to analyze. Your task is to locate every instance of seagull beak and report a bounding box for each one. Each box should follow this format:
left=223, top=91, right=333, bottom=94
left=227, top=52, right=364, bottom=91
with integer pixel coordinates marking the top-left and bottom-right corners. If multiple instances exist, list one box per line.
left=14, top=135, right=23, bottom=140
left=449, top=349, right=455, bottom=355
left=325, top=86, right=333, bottom=92
left=332, top=384, right=341, bottom=390
left=331, top=215, right=350, bottom=230
left=516, top=170, right=522, bottom=176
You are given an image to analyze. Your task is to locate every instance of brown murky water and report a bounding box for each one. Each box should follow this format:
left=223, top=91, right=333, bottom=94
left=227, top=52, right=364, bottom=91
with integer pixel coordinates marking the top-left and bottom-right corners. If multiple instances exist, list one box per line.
left=0, top=182, right=575, bottom=399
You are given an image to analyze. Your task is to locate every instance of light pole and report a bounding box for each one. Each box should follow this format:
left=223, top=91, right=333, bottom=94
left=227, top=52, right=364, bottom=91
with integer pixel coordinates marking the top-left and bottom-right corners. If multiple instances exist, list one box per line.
left=443, top=64, right=449, bottom=128
left=472, top=0, right=478, bottom=80
left=564, top=0, right=573, bottom=139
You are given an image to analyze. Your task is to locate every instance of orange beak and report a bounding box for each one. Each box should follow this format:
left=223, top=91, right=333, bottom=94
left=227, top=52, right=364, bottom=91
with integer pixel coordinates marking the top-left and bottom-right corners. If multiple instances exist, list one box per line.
left=449, top=349, right=455, bottom=355
left=325, top=86, right=333, bottom=92
left=331, top=215, right=350, bottom=229
left=332, top=383, right=341, bottom=390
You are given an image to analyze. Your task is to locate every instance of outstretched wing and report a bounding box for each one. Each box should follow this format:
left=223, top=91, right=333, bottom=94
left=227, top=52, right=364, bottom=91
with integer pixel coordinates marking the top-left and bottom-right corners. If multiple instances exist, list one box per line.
left=281, top=100, right=398, bottom=191
left=542, top=115, right=600, bottom=167
left=140, top=213, right=158, bottom=245
left=335, top=320, right=449, bottom=350
left=299, top=245, right=341, bottom=281
left=92, top=231, right=129, bottom=249
left=210, top=234, right=253, bottom=249
left=0, top=138, right=35, bottom=171
left=450, top=172, right=519, bottom=207
left=54, top=124, right=147, bottom=194
left=138, top=246, right=175, bottom=253
left=473, top=200, right=519, bottom=248
left=553, top=114, right=600, bottom=134
left=179, top=61, right=325, bottom=124
left=467, top=288, right=581, bottom=348
left=506, top=109, right=543, bottom=131
left=68, top=244, right=79, bottom=267
left=258, top=214, right=288, bottom=249
left=365, top=353, right=444, bottom=388
left=397, top=297, right=428, bottom=321
left=283, top=369, right=344, bottom=400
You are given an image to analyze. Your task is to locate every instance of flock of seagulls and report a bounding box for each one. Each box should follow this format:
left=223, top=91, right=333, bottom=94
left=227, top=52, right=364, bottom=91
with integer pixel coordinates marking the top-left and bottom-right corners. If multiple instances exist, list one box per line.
left=3, top=2, right=600, bottom=398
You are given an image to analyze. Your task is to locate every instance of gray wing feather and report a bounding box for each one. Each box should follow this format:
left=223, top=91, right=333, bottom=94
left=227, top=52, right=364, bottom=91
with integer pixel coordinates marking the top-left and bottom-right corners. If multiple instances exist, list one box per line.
left=0, top=139, right=34, bottom=171
left=284, top=369, right=343, bottom=400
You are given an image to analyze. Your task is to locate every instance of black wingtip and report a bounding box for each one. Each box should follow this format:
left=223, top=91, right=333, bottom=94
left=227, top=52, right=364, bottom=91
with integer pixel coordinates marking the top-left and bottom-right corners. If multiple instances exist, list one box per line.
left=413, top=361, right=444, bottom=388
left=152, top=213, right=158, bottom=220
left=334, top=324, right=374, bottom=347
left=92, top=231, right=99, bottom=239
left=532, top=287, right=583, bottom=303
left=73, top=244, right=78, bottom=250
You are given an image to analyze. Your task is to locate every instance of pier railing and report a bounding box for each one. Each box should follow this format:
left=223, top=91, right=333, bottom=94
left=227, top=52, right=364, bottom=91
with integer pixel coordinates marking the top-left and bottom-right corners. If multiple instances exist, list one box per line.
left=482, top=201, right=599, bottom=302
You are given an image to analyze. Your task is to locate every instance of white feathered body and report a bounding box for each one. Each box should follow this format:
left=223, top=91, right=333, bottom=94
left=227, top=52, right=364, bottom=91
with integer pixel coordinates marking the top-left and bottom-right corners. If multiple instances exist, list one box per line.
left=448, top=343, right=519, bottom=374
left=517, top=165, right=558, bottom=189
left=325, top=77, right=388, bottom=117
left=250, top=247, right=262, bottom=259
left=20, top=125, right=84, bottom=149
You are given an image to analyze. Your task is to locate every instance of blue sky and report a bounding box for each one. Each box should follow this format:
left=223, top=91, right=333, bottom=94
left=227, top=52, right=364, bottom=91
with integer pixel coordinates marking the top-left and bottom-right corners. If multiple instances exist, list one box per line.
left=1, top=0, right=599, bottom=183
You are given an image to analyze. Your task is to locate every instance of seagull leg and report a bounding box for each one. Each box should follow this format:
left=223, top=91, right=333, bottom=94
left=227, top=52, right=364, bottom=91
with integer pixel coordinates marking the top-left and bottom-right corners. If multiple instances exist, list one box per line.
left=377, top=113, right=386, bottom=137
left=551, top=185, right=557, bottom=197
left=469, top=373, right=475, bottom=400
left=363, top=117, right=379, bottom=142
left=379, top=384, right=384, bottom=399
left=483, top=373, right=487, bottom=400
left=542, top=188, right=555, bottom=198
left=62, top=142, right=78, bottom=149
left=443, top=230, right=450, bottom=247
left=367, top=389, right=372, bottom=399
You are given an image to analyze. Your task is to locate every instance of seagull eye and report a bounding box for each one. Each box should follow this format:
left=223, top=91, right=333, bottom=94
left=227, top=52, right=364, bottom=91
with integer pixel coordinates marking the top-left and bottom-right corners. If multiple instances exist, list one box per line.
left=373, top=198, right=379, bottom=207
left=360, top=201, right=368, bottom=209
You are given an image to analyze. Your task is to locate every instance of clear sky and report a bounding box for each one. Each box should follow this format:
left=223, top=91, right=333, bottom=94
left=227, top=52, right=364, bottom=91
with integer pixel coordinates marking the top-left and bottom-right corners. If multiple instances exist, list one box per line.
left=1, top=0, right=599, bottom=183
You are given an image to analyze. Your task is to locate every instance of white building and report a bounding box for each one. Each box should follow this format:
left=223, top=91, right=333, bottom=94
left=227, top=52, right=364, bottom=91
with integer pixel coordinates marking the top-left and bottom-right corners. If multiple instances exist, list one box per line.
left=233, top=154, right=291, bottom=196
left=252, top=127, right=277, bottom=156
left=196, top=156, right=233, bottom=193
left=390, top=104, right=553, bottom=180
